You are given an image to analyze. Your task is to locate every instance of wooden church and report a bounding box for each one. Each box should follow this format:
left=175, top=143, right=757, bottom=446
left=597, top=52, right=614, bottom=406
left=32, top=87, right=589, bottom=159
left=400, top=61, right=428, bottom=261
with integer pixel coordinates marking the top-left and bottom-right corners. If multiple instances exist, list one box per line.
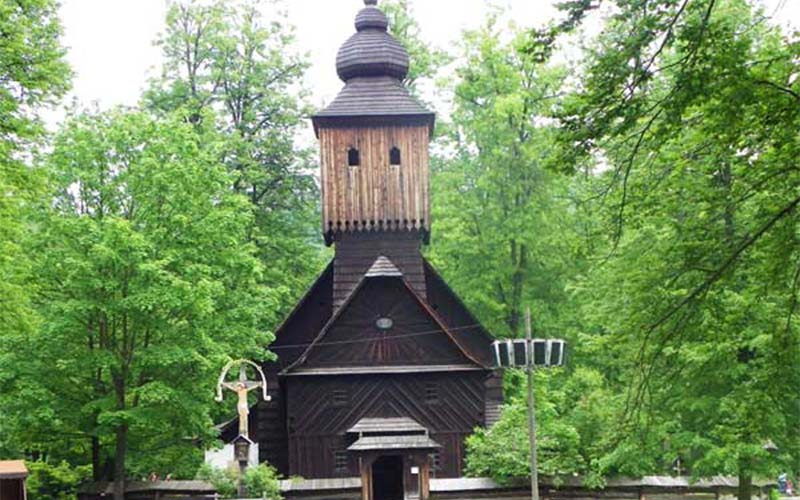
left=235, top=1, right=503, bottom=499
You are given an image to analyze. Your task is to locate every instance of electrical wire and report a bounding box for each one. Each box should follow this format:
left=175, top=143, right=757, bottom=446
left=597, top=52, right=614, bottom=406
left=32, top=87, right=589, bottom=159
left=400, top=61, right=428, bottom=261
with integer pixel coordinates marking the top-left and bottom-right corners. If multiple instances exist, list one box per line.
left=268, top=322, right=485, bottom=351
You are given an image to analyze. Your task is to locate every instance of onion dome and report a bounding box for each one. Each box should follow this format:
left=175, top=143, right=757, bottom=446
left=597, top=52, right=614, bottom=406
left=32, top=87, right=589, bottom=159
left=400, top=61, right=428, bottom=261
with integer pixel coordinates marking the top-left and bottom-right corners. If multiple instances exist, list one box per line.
left=336, top=0, right=410, bottom=82
left=313, top=0, right=434, bottom=136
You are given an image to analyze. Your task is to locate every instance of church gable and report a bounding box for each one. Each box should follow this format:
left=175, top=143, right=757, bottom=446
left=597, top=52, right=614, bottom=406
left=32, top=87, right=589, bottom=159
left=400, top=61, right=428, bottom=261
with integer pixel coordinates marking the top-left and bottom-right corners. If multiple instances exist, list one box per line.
left=288, top=261, right=481, bottom=372
left=423, top=260, right=495, bottom=367
left=269, top=262, right=334, bottom=371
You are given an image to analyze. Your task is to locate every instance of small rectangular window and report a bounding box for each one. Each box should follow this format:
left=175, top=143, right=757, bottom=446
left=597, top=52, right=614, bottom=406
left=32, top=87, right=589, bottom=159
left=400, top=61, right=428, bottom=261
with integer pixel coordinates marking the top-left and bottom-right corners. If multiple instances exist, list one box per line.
left=334, top=451, right=349, bottom=473
left=348, top=147, right=360, bottom=166
left=425, top=383, right=439, bottom=404
left=333, top=389, right=349, bottom=406
left=390, top=146, right=401, bottom=166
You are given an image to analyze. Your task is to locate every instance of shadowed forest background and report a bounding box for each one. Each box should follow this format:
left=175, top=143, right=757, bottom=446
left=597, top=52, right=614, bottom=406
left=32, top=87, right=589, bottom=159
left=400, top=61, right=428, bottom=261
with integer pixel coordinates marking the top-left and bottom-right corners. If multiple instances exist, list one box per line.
left=1, top=0, right=799, bottom=499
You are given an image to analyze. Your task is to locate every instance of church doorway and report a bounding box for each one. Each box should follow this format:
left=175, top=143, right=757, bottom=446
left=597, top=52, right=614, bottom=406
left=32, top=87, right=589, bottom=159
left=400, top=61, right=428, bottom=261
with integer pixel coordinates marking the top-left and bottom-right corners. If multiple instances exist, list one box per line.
left=371, top=455, right=404, bottom=500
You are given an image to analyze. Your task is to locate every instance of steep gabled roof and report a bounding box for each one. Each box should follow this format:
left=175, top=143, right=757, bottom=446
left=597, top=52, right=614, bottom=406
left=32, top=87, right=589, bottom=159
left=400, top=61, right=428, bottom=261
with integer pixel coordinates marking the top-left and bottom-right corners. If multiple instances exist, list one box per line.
left=270, top=257, right=497, bottom=373
left=268, top=261, right=334, bottom=371
left=423, top=259, right=496, bottom=367
left=284, top=256, right=488, bottom=373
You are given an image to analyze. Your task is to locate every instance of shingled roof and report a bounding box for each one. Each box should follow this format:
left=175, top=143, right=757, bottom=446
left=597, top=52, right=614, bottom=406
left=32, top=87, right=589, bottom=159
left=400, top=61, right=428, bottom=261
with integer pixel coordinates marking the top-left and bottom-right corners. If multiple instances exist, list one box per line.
left=347, top=417, right=427, bottom=435
left=270, top=258, right=495, bottom=371
left=312, top=0, right=434, bottom=135
left=0, top=460, right=28, bottom=479
left=348, top=435, right=441, bottom=452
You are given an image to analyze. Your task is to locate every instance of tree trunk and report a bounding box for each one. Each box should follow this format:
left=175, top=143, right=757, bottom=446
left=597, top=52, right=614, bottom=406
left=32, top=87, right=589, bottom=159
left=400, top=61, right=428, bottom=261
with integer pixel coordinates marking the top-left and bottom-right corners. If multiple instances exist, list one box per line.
left=113, top=423, right=128, bottom=500
left=508, top=240, right=528, bottom=336
left=113, top=371, right=128, bottom=500
left=738, top=470, right=752, bottom=500
left=92, top=435, right=101, bottom=481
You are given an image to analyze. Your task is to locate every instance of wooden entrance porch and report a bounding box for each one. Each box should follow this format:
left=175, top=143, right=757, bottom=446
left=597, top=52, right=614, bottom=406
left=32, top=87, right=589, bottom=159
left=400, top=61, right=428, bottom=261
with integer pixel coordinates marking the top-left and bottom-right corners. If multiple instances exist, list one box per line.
left=346, top=418, right=440, bottom=500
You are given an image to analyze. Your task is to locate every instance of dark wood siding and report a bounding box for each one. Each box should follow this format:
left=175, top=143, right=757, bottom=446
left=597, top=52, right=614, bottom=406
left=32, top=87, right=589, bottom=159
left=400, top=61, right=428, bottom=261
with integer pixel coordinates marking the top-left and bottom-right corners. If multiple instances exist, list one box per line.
left=301, top=277, right=471, bottom=368
left=285, top=372, right=489, bottom=479
left=256, top=374, right=289, bottom=475
left=253, top=264, right=334, bottom=476
left=334, top=231, right=425, bottom=310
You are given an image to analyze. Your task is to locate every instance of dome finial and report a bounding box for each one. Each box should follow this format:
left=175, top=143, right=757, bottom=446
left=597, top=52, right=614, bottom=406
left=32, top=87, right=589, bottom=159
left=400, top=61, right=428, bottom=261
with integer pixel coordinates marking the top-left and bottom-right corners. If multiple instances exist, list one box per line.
left=336, top=0, right=409, bottom=82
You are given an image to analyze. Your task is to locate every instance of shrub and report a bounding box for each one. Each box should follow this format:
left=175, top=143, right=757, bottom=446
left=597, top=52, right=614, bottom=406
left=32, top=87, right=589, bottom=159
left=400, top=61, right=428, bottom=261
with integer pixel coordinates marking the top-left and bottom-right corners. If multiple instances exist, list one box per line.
left=243, top=463, right=282, bottom=500
left=196, top=463, right=237, bottom=498
left=26, top=461, right=91, bottom=500
left=196, top=462, right=282, bottom=499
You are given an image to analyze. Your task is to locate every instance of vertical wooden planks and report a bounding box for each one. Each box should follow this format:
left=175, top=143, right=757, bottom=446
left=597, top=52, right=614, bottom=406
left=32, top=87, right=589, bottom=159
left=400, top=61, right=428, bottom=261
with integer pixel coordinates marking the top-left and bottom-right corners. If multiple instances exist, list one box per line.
left=319, top=125, right=431, bottom=238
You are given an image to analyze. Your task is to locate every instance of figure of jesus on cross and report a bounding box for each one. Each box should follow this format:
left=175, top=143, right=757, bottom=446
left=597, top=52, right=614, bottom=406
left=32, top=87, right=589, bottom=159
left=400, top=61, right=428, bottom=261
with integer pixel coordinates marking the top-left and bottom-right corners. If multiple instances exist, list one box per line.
left=215, top=360, right=270, bottom=438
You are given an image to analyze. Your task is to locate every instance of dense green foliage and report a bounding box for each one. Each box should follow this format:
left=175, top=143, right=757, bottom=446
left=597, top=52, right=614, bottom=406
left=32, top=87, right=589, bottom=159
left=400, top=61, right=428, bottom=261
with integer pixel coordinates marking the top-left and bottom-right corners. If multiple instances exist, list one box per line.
left=1, top=109, right=274, bottom=498
left=25, top=461, right=92, bottom=500
left=0, top=0, right=70, bottom=456
left=0, top=2, right=316, bottom=499
left=243, top=463, right=283, bottom=500
left=443, top=1, right=800, bottom=497
left=145, top=0, right=326, bottom=310
left=1, top=1, right=799, bottom=500
left=465, top=368, right=611, bottom=486
left=429, top=19, right=578, bottom=337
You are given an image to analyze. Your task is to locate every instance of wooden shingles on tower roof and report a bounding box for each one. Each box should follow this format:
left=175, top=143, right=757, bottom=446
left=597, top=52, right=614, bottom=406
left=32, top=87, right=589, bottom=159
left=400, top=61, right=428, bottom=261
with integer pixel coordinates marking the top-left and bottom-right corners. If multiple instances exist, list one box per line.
left=312, top=0, right=434, bottom=135
left=313, top=77, right=434, bottom=134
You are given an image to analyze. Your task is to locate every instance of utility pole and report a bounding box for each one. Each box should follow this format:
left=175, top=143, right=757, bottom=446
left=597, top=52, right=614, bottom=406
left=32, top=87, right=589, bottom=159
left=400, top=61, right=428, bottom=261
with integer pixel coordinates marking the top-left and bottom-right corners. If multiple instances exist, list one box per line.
left=526, top=307, right=539, bottom=500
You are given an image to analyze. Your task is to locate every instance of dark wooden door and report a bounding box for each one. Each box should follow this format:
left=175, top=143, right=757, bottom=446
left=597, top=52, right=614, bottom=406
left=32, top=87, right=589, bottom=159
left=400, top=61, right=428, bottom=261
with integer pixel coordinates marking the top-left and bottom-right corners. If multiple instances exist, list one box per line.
left=372, top=456, right=404, bottom=500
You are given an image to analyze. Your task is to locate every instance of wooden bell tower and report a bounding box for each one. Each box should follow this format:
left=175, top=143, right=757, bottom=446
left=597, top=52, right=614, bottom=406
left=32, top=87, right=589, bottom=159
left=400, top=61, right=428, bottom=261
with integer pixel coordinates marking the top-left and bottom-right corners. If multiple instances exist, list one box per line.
left=245, top=1, right=501, bottom=495
left=312, top=0, right=435, bottom=247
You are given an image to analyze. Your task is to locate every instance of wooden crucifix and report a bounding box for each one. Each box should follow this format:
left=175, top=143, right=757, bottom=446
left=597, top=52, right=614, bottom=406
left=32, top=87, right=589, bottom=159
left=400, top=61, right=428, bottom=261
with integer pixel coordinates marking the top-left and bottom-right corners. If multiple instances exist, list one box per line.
left=215, top=359, right=270, bottom=438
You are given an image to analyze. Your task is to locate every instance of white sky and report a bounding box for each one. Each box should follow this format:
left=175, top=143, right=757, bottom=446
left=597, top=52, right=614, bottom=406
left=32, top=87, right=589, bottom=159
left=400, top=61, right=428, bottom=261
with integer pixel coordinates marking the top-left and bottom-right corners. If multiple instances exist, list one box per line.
left=56, top=0, right=799, bottom=130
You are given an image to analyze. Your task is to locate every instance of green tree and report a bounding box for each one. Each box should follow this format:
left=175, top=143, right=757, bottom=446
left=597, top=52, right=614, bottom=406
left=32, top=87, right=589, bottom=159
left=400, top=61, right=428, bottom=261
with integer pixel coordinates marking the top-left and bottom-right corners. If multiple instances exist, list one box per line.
left=436, top=16, right=618, bottom=485
left=243, top=463, right=282, bottom=500
left=0, top=0, right=70, bottom=456
left=196, top=463, right=281, bottom=500
left=465, top=367, right=613, bottom=485
left=550, top=0, right=800, bottom=496
left=380, top=0, right=450, bottom=96
left=145, top=0, right=325, bottom=311
left=26, top=461, right=92, bottom=500
left=429, top=19, right=576, bottom=338
left=0, top=109, right=276, bottom=500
